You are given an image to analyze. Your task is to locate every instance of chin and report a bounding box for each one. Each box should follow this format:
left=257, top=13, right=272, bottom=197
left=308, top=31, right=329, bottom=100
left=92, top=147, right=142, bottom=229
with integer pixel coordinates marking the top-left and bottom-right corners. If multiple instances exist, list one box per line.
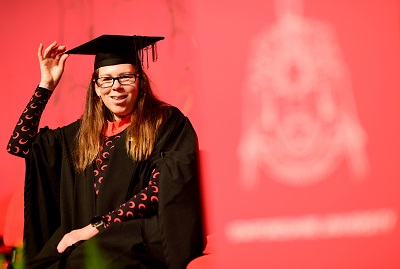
left=114, top=111, right=132, bottom=118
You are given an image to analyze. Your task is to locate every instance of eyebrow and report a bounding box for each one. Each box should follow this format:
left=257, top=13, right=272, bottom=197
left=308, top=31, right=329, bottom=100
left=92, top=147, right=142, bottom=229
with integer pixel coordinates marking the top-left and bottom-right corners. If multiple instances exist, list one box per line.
left=98, top=71, right=136, bottom=77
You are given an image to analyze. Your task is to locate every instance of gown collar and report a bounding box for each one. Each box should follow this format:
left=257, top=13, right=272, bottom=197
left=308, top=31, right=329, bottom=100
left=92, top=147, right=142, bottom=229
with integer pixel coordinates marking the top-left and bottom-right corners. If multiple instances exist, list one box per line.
left=104, top=115, right=132, bottom=137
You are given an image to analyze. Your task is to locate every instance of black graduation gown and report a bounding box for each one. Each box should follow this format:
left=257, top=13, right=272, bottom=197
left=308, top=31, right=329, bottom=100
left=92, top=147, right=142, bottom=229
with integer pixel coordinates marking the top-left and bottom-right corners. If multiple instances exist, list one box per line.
left=23, top=106, right=205, bottom=269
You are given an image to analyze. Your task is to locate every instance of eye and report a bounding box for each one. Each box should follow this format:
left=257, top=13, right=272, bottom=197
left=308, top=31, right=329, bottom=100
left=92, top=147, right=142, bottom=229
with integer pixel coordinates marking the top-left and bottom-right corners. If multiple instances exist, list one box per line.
left=120, top=74, right=134, bottom=79
left=100, top=77, right=113, bottom=82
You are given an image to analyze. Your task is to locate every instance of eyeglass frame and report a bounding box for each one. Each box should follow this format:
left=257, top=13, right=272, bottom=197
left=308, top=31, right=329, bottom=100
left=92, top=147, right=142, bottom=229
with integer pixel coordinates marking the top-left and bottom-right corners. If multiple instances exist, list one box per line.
left=93, top=73, right=139, bottom=88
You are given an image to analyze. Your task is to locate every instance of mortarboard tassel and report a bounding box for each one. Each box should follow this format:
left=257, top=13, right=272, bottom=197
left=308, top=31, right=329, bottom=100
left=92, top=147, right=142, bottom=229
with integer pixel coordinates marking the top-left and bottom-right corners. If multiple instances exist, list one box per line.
left=145, top=36, right=149, bottom=69
left=152, top=44, right=159, bottom=63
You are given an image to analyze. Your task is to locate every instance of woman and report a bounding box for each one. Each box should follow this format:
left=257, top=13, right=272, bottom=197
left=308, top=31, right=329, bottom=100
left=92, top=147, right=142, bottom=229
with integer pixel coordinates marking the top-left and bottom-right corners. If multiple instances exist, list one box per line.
left=6, top=35, right=205, bottom=269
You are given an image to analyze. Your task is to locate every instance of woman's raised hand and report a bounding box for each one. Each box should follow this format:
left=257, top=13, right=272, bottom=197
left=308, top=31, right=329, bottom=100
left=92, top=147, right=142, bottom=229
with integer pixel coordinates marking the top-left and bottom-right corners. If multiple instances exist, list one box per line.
left=38, top=41, right=69, bottom=91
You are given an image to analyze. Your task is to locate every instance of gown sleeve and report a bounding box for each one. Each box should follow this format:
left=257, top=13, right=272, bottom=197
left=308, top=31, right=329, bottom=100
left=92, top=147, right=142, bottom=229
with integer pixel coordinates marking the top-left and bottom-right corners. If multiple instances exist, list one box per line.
left=150, top=106, right=206, bottom=269
left=6, top=87, right=52, bottom=157
left=103, top=168, right=160, bottom=226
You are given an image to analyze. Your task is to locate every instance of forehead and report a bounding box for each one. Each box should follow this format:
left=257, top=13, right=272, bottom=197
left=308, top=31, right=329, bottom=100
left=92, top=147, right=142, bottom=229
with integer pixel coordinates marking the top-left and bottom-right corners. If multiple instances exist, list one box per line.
left=97, top=63, right=137, bottom=75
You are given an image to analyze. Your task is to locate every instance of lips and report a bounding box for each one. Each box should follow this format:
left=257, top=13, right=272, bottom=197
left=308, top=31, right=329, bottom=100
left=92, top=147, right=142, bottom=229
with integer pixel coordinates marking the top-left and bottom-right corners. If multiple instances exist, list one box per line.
left=111, top=96, right=127, bottom=100
left=110, top=95, right=128, bottom=104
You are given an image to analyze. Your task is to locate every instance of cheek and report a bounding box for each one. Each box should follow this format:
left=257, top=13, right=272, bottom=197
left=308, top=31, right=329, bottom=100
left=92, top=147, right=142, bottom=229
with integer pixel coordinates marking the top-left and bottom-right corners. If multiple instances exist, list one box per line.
left=95, top=87, right=101, bottom=97
left=129, top=88, right=140, bottom=100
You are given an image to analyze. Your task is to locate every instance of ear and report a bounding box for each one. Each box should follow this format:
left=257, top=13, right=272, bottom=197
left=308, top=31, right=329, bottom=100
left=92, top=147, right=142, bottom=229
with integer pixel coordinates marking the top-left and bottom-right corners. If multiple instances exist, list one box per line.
left=95, top=88, right=101, bottom=97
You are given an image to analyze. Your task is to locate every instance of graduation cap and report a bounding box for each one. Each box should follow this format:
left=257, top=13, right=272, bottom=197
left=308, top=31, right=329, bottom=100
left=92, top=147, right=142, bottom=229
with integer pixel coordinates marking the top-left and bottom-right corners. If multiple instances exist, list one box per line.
left=66, top=35, right=164, bottom=70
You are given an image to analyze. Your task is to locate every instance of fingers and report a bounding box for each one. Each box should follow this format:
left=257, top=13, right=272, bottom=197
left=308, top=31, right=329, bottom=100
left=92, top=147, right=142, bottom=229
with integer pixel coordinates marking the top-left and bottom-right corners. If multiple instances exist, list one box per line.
left=39, top=41, right=67, bottom=61
left=57, top=242, right=66, bottom=253
left=57, top=236, right=75, bottom=253
left=37, top=43, right=43, bottom=61
left=42, top=41, right=58, bottom=58
left=57, top=239, right=67, bottom=253
left=58, top=53, right=69, bottom=67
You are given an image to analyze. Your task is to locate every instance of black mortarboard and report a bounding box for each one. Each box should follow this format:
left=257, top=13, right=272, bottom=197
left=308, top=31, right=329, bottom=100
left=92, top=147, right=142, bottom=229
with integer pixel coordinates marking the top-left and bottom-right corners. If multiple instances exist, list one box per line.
left=66, top=35, right=164, bottom=70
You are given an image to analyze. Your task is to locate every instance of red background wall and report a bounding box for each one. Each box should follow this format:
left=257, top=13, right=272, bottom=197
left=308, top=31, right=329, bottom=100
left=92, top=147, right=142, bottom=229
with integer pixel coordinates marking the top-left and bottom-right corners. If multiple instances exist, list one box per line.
left=1, top=1, right=400, bottom=268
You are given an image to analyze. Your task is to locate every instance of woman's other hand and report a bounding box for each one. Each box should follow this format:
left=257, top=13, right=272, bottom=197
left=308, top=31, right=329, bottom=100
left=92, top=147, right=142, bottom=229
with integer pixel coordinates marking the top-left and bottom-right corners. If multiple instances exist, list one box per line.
left=38, top=41, right=69, bottom=91
left=56, top=224, right=99, bottom=253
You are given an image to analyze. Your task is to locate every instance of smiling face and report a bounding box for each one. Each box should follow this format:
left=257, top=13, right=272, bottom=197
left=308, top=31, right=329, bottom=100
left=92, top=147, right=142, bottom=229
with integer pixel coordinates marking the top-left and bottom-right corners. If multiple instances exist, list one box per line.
left=95, top=63, right=139, bottom=121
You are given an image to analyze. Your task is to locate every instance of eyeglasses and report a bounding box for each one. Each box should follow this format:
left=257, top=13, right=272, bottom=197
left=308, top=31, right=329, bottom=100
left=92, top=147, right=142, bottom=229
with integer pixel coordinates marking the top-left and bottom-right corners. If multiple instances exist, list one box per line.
left=93, top=73, right=139, bottom=88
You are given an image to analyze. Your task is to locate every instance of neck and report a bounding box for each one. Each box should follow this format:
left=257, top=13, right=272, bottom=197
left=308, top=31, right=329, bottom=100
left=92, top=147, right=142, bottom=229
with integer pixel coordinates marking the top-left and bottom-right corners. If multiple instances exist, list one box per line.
left=104, top=115, right=132, bottom=136
left=112, top=112, right=132, bottom=122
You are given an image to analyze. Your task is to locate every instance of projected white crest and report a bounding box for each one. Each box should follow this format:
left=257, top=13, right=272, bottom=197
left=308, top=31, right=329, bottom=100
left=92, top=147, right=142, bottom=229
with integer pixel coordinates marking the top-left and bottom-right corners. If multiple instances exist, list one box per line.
left=237, top=0, right=369, bottom=188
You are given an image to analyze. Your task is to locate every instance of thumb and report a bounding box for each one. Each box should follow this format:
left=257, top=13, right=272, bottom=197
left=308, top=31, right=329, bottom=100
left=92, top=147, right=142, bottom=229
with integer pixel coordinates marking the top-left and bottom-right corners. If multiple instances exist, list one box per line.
left=59, top=54, right=69, bottom=68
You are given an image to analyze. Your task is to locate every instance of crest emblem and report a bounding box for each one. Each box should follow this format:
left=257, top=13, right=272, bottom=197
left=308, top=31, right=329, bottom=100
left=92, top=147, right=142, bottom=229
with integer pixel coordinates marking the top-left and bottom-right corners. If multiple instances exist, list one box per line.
left=238, top=0, right=369, bottom=188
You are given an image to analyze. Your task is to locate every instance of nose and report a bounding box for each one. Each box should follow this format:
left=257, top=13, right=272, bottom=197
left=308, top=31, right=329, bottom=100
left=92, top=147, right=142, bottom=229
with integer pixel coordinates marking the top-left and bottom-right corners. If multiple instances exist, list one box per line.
left=111, top=78, right=122, bottom=90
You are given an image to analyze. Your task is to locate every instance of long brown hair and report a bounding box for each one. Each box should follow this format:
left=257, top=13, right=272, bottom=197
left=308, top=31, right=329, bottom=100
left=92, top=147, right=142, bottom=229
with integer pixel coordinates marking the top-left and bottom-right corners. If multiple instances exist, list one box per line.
left=73, top=68, right=167, bottom=172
